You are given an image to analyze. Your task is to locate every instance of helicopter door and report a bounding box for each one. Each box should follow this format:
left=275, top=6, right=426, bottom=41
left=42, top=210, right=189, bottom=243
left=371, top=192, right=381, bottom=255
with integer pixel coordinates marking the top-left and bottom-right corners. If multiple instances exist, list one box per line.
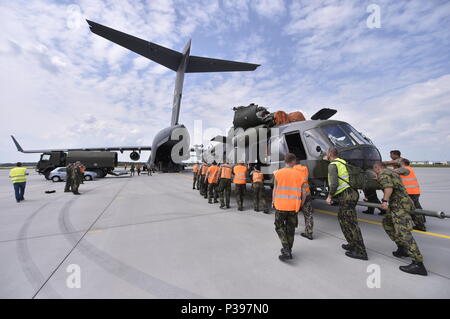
left=284, top=132, right=307, bottom=160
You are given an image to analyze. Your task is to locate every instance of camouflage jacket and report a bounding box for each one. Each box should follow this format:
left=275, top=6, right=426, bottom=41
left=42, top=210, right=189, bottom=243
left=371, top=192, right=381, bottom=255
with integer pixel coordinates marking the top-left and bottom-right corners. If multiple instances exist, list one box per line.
left=378, top=169, right=414, bottom=210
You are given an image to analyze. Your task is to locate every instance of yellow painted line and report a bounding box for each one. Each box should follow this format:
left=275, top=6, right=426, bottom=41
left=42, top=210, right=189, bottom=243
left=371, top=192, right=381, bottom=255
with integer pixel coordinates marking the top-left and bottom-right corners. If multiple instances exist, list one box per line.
left=314, top=208, right=450, bottom=240
left=87, top=229, right=104, bottom=234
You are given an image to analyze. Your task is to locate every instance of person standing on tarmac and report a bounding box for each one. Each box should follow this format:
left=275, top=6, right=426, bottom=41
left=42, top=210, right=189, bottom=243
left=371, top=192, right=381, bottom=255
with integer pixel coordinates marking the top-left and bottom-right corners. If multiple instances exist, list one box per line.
left=273, top=153, right=305, bottom=262
left=198, top=162, right=207, bottom=196
left=393, top=158, right=426, bottom=232
left=373, top=161, right=427, bottom=276
left=206, top=161, right=220, bottom=204
left=250, top=165, right=268, bottom=213
left=383, top=150, right=403, bottom=168
left=294, top=162, right=314, bottom=240
left=201, top=162, right=209, bottom=198
left=130, top=164, right=135, bottom=177
left=78, top=162, right=86, bottom=184
left=326, top=147, right=368, bottom=260
left=64, top=163, right=74, bottom=193
left=9, top=162, right=29, bottom=203
left=233, top=162, right=248, bottom=211
left=192, top=162, right=199, bottom=190
left=218, top=161, right=232, bottom=209
left=71, top=163, right=82, bottom=195
left=136, top=164, right=141, bottom=176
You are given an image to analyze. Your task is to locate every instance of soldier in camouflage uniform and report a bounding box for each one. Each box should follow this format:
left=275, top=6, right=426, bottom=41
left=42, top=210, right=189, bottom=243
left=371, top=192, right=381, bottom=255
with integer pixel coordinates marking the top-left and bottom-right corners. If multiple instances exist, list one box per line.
left=294, top=163, right=313, bottom=240
left=71, top=163, right=82, bottom=195
left=218, top=162, right=232, bottom=209
left=250, top=166, right=268, bottom=213
left=64, top=163, right=73, bottom=193
left=373, top=161, right=427, bottom=276
left=392, top=158, right=426, bottom=231
left=326, top=147, right=368, bottom=260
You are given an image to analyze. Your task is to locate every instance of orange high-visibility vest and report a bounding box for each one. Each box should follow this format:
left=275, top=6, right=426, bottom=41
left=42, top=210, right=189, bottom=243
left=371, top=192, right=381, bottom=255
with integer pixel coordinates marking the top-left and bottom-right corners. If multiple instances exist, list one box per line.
left=201, top=165, right=208, bottom=175
left=273, top=167, right=303, bottom=212
left=233, top=165, right=248, bottom=184
left=220, top=165, right=232, bottom=179
left=252, top=171, right=264, bottom=183
left=294, top=164, right=310, bottom=193
left=207, top=165, right=220, bottom=183
left=193, top=164, right=199, bottom=173
left=400, top=166, right=421, bottom=195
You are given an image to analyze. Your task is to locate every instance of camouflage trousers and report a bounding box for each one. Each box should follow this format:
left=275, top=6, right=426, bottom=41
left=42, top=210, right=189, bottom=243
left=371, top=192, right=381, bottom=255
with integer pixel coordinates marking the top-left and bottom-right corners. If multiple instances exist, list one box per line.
left=208, top=182, right=218, bottom=202
left=192, top=173, right=198, bottom=189
left=301, top=195, right=313, bottom=235
left=382, top=197, right=424, bottom=262
left=198, top=175, right=206, bottom=196
left=275, top=210, right=298, bottom=251
left=363, top=188, right=381, bottom=214
left=252, top=182, right=267, bottom=211
left=64, top=176, right=72, bottom=192
left=218, top=178, right=231, bottom=207
left=235, top=184, right=246, bottom=208
left=71, top=178, right=81, bottom=194
left=409, top=194, right=426, bottom=229
left=202, top=179, right=209, bottom=198
left=335, top=188, right=367, bottom=255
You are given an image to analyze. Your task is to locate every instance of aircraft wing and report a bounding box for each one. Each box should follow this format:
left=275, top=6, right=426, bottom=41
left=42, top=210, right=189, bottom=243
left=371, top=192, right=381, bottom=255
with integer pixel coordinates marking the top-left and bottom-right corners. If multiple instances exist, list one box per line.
left=11, top=136, right=151, bottom=153
left=186, top=56, right=260, bottom=73
left=86, top=20, right=182, bottom=71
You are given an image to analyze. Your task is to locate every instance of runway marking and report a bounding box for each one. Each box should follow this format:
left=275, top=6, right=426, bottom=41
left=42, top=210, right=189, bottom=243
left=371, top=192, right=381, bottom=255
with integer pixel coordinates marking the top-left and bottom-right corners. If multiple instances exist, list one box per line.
left=314, top=209, right=450, bottom=240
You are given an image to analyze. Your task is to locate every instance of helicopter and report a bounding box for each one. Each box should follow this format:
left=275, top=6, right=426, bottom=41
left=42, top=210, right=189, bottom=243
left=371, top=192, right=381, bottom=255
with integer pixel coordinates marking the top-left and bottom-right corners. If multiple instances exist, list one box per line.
left=198, top=104, right=382, bottom=198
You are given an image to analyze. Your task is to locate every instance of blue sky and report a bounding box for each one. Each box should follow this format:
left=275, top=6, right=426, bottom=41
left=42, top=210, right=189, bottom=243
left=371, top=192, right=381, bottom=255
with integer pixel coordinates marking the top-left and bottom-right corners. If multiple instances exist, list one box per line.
left=1, top=0, right=450, bottom=163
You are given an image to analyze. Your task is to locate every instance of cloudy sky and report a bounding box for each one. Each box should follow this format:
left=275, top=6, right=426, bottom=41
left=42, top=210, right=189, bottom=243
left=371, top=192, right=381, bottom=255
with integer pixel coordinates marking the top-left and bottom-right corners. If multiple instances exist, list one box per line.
left=1, top=0, right=449, bottom=163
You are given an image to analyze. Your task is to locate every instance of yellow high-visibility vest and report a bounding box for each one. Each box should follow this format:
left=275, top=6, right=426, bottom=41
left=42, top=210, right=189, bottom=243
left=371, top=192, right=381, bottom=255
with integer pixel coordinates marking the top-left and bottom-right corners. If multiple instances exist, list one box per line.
left=9, top=167, right=27, bottom=183
left=328, top=158, right=350, bottom=196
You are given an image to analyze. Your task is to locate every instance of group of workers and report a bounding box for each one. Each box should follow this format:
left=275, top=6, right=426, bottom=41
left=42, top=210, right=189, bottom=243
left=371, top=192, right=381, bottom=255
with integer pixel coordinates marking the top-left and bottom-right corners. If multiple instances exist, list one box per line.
left=126, top=163, right=153, bottom=176
left=191, top=147, right=428, bottom=276
left=64, top=161, right=86, bottom=195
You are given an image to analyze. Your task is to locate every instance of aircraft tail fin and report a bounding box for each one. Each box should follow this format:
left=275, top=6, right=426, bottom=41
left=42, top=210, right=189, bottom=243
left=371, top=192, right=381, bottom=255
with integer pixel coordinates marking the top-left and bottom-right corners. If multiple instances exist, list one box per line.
left=11, top=135, right=24, bottom=153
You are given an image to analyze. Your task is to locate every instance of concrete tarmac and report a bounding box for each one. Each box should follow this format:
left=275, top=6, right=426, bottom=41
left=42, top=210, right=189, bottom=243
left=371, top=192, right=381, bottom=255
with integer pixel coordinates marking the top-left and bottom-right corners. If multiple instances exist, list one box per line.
left=0, top=168, right=449, bottom=299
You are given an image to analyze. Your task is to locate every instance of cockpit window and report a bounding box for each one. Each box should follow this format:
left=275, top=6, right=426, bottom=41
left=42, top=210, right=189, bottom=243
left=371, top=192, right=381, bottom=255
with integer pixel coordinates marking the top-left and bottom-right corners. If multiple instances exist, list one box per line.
left=41, top=154, right=51, bottom=161
left=340, top=123, right=369, bottom=145
left=321, top=125, right=356, bottom=147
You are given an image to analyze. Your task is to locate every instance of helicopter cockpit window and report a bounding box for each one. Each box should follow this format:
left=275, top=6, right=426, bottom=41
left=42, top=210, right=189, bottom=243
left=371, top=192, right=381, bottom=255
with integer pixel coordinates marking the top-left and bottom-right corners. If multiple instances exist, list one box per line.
left=41, top=154, right=51, bottom=161
left=340, top=123, right=369, bottom=145
left=321, top=125, right=356, bottom=147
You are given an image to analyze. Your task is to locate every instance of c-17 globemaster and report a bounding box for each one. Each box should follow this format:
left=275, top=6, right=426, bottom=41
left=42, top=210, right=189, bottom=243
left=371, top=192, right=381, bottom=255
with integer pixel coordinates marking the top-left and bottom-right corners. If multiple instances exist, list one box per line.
left=11, top=20, right=260, bottom=173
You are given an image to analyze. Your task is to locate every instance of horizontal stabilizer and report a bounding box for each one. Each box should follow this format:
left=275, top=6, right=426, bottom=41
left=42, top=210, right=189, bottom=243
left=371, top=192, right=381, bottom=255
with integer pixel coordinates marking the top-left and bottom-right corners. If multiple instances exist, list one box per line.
left=11, top=136, right=151, bottom=154
left=186, top=56, right=260, bottom=73
left=86, top=20, right=181, bottom=71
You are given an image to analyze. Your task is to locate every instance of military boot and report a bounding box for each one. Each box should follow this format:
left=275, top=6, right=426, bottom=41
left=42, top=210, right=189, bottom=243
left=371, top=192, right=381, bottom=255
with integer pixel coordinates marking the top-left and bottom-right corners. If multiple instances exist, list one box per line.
left=392, top=246, right=409, bottom=258
left=341, top=243, right=353, bottom=251
left=399, top=261, right=428, bottom=276
left=345, top=250, right=368, bottom=260
left=362, top=208, right=374, bottom=215
left=413, top=225, right=427, bottom=232
left=238, top=206, right=243, bottom=211
left=301, top=232, right=313, bottom=240
left=278, top=247, right=292, bottom=262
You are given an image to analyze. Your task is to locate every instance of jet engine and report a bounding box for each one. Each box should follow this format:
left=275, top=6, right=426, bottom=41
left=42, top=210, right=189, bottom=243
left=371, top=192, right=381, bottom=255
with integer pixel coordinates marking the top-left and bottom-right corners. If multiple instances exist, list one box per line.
left=130, top=151, right=140, bottom=161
